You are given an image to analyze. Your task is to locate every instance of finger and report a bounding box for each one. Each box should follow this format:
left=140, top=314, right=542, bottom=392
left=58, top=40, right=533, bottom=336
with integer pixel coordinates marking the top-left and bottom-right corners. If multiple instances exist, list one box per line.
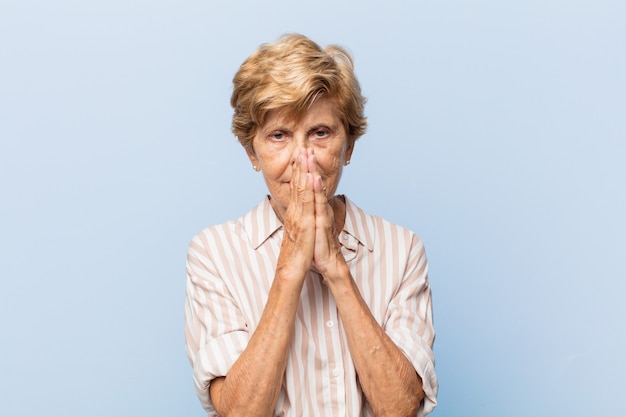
left=289, top=151, right=298, bottom=191
left=294, top=152, right=314, bottom=215
left=289, top=150, right=302, bottom=211
left=313, top=174, right=333, bottom=230
left=306, top=148, right=314, bottom=173
left=301, top=148, right=309, bottom=173
left=285, top=152, right=315, bottom=243
left=298, top=151, right=309, bottom=189
left=309, top=153, right=327, bottom=197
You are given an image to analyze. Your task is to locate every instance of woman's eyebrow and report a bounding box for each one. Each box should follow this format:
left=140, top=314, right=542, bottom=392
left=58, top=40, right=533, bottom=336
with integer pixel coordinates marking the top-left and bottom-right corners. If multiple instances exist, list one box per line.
left=308, top=122, right=338, bottom=131
left=261, top=123, right=291, bottom=133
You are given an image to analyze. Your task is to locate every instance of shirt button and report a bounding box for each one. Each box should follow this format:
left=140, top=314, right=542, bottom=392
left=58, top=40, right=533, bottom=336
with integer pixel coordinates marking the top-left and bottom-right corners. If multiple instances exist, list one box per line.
left=342, top=233, right=349, bottom=240
left=332, top=369, right=340, bottom=377
left=326, top=320, right=334, bottom=328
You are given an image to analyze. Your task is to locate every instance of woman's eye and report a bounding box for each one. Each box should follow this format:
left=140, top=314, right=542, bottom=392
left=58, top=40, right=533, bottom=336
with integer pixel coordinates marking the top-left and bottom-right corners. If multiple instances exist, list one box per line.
left=270, top=132, right=285, bottom=141
left=312, top=129, right=329, bottom=139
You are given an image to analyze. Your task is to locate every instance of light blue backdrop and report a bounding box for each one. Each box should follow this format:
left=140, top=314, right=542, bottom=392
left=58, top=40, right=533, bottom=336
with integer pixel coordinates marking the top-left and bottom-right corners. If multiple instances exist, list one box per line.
left=1, top=1, right=624, bottom=416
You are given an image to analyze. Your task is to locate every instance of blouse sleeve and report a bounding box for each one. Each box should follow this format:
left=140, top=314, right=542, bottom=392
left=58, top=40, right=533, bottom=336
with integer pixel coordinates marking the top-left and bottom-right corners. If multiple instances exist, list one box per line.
left=383, top=233, right=438, bottom=416
left=184, top=231, right=250, bottom=415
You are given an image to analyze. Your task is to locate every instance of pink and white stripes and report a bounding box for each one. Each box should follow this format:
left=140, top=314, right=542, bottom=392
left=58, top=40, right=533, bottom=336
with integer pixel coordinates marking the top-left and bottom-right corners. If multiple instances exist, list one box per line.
left=185, top=196, right=437, bottom=416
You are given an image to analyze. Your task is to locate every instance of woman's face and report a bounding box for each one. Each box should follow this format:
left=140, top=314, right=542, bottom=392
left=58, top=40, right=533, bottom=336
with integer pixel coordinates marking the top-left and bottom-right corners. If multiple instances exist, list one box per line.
left=247, top=98, right=354, bottom=222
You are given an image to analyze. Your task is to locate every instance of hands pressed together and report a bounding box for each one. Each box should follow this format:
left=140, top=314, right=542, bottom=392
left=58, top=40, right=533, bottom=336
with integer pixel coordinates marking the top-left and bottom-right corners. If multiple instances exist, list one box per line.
left=276, top=148, right=346, bottom=283
left=211, top=148, right=424, bottom=417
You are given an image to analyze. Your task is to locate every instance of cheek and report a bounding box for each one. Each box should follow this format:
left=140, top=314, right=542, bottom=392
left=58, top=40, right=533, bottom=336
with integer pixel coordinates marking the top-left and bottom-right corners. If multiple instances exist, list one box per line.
left=318, top=154, right=344, bottom=184
left=322, top=148, right=345, bottom=172
left=259, top=151, right=291, bottom=179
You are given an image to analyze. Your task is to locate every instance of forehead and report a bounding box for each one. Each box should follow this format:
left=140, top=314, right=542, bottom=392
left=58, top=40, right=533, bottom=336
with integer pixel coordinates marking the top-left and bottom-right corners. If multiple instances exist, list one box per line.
left=262, top=98, right=342, bottom=130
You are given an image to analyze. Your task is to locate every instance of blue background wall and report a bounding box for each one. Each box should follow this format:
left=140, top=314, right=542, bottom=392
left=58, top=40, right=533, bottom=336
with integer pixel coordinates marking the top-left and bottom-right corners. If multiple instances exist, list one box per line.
left=1, top=1, right=624, bottom=416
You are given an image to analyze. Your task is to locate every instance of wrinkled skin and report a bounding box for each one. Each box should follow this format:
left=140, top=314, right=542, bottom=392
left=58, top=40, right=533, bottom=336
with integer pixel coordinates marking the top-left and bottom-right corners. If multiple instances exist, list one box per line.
left=246, top=98, right=354, bottom=276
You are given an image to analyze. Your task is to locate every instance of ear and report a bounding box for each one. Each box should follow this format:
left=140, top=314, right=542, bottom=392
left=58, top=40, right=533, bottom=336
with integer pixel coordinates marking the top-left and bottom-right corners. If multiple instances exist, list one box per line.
left=344, top=140, right=355, bottom=164
left=246, top=147, right=260, bottom=171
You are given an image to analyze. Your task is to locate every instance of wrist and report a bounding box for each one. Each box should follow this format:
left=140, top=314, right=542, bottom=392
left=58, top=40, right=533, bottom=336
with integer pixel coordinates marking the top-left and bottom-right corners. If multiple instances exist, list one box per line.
left=318, top=257, right=350, bottom=284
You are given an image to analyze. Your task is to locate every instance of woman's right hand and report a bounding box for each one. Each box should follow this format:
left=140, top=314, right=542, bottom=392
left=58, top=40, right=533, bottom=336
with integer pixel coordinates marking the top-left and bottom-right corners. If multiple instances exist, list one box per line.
left=210, top=149, right=318, bottom=417
left=276, top=149, right=316, bottom=280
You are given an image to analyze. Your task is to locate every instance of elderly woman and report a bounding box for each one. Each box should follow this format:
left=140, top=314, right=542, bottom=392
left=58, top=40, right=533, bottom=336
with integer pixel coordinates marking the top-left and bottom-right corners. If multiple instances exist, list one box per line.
left=185, top=34, right=437, bottom=417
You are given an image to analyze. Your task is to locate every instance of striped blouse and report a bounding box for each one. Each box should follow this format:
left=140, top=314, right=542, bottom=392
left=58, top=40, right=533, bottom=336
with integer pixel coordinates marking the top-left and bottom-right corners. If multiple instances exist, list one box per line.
left=185, top=196, right=437, bottom=416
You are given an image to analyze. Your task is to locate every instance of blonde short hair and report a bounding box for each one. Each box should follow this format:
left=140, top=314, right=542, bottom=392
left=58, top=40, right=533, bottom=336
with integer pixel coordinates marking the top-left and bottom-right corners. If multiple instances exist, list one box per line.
left=231, top=34, right=367, bottom=152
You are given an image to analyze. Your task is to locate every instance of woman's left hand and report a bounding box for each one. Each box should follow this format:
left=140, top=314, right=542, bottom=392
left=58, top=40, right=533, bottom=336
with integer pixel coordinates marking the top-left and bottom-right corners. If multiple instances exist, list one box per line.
left=310, top=155, right=344, bottom=277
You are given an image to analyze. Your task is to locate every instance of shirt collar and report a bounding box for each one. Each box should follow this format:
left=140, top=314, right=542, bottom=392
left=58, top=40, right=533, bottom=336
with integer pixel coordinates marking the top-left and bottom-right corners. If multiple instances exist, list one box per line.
left=243, top=195, right=375, bottom=252
left=342, top=196, right=375, bottom=252
left=244, top=196, right=283, bottom=250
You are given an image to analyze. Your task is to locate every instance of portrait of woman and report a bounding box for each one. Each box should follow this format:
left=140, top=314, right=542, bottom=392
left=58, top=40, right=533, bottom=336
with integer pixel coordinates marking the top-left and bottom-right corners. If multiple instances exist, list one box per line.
left=184, top=34, right=438, bottom=416
left=1, top=2, right=623, bottom=417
